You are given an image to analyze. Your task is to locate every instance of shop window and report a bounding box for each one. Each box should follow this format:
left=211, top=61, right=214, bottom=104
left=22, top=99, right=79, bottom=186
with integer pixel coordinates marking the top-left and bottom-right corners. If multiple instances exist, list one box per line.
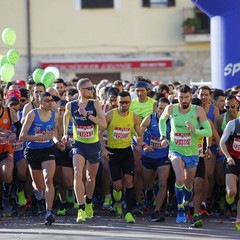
left=142, top=0, right=175, bottom=7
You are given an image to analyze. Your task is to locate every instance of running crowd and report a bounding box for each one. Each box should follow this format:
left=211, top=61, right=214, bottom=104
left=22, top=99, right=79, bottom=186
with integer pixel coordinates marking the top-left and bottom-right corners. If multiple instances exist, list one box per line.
left=0, top=76, right=240, bottom=229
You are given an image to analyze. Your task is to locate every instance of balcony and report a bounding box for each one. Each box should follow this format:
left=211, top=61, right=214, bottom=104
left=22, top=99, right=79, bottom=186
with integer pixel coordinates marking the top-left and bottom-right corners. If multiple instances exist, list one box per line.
left=182, top=7, right=210, bottom=43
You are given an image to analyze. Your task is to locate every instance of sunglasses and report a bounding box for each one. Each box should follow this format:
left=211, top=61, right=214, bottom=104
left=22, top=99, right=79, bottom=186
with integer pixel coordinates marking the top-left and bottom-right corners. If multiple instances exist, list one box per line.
left=224, top=104, right=236, bottom=109
left=43, top=99, right=54, bottom=103
left=119, top=101, right=130, bottom=105
left=82, top=86, right=95, bottom=91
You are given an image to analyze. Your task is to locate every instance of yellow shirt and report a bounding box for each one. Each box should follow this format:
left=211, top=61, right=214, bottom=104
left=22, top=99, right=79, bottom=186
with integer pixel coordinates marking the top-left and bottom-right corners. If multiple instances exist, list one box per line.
left=107, top=109, right=134, bottom=149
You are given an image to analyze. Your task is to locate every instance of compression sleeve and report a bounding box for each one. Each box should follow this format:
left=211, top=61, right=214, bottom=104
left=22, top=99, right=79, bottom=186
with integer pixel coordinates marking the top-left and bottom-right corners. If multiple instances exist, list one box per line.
left=159, top=114, right=169, bottom=137
left=195, top=120, right=212, bottom=137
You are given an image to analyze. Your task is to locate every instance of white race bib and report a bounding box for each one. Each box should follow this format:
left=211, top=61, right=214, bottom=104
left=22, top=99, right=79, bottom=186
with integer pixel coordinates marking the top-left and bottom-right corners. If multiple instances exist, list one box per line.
left=150, top=137, right=163, bottom=149
left=12, top=140, right=24, bottom=151
left=233, top=137, right=240, bottom=152
left=77, top=125, right=94, bottom=138
left=113, top=127, right=130, bottom=140
left=174, top=133, right=191, bottom=146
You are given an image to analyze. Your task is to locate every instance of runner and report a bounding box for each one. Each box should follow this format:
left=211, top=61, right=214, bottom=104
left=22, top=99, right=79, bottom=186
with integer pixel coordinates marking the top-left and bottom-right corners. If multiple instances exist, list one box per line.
left=159, top=84, right=212, bottom=224
left=100, top=91, right=142, bottom=223
left=20, top=92, right=64, bottom=225
left=62, top=78, right=106, bottom=222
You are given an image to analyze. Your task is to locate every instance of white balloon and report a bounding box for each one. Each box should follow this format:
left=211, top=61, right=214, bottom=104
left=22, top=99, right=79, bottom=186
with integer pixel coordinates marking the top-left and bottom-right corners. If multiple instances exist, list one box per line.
left=44, top=66, right=60, bottom=79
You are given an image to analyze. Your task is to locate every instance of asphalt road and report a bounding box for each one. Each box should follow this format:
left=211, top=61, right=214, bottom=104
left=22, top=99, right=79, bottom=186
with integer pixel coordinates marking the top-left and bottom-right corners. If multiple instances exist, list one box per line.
left=0, top=209, right=239, bottom=240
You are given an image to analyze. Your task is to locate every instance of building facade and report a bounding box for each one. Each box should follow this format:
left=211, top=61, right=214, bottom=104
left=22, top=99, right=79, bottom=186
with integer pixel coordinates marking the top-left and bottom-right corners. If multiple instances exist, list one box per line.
left=0, top=0, right=211, bottom=85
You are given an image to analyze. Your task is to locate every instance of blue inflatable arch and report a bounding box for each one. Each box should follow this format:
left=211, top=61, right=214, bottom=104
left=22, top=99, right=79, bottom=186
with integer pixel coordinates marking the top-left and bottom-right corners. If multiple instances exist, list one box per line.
left=192, top=0, right=240, bottom=90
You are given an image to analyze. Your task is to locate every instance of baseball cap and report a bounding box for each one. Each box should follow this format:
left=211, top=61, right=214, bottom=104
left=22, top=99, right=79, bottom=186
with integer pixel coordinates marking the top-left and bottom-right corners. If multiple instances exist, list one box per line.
left=16, top=80, right=26, bottom=87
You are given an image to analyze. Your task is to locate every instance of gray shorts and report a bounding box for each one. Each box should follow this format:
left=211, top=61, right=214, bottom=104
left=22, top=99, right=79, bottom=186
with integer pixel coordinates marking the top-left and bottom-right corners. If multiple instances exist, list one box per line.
left=70, top=140, right=101, bottom=164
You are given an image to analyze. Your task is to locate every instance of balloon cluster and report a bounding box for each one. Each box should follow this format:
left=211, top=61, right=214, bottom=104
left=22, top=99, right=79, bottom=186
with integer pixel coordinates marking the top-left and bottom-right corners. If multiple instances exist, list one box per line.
left=32, top=66, right=60, bottom=88
left=0, top=28, right=19, bottom=82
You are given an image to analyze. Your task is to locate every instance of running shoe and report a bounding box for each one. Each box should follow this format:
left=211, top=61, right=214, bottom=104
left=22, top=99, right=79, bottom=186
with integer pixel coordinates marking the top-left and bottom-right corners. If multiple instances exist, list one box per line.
left=73, top=201, right=79, bottom=209
left=76, top=209, right=86, bottom=222
left=44, top=212, right=55, bottom=225
left=235, top=221, right=240, bottom=231
left=24, top=200, right=32, bottom=211
left=144, top=198, right=153, bottom=209
left=226, top=194, right=235, bottom=205
left=199, top=204, right=209, bottom=218
left=125, top=212, right=135, bottom=223
left=110, top=203, right=116, bottom=213
left=132, top=202, right=143, bottom=215
left=102, top=195, right=112, bottom=210
left=176, top=208, right=187, bottom=223
left=57, top=202, right=68, bottom=216
left=191, top=214, right=203, bottom=228
left=18, top=190, right=27, bottom=206
left=38, top=199, right=46, bottom=215
left=115, top=203, right=123, bottom=216
left=151, top=211, right=165, bottom=222
left=2, top=196, right=12, bottom=217
left=85, top=203, right=94, bottom=219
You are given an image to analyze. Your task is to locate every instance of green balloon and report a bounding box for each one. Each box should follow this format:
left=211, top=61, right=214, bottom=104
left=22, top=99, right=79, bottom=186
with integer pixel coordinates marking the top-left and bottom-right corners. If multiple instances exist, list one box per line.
left=41, top=72, right=55, bottom=88
left=0, top=56, right=9, bottom=67
left=33, top=68, right=44, bottom=83
left=7, top=49, right=20, bottom=65
left=0, top=64, right=15, bottom=82
left=2, top=28, right=16, bottom=46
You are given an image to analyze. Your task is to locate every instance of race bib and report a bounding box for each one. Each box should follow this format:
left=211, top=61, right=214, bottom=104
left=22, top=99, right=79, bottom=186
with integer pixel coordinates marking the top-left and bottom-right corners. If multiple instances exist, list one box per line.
left=174, top=133, right=191, bottom=146
left=233, top=138, right=240, bottom=152
left=102, top=130, right=108, bottom=146
left=113, top=127, right=130, bottom=140
left=150, top=137, right=163, bottom=149
left=77, top=125, right=94, bottom=138
left=12, top=140, right=24, bottom=151
left=35, top=130, right=50, bottom=143
left=198, top=143, right=203, bottom=156
left=68, top=134, right=75, bottom=144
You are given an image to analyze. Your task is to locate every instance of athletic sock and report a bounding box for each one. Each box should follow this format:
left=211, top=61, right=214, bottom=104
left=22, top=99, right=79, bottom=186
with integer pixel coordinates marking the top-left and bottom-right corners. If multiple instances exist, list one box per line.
left=175, top=184, right=184, bottom=208
left=126, top=187, right=135, bottom=212
left=183, top=186, right=193, bottom=205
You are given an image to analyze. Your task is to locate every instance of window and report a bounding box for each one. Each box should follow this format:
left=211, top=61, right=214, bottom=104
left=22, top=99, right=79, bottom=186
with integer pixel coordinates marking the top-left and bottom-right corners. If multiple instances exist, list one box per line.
left=195, top=8, right=210, bottom=33
left=143, top=0, right=175, bottom=7
left=82, top=0, right=114, bottom=9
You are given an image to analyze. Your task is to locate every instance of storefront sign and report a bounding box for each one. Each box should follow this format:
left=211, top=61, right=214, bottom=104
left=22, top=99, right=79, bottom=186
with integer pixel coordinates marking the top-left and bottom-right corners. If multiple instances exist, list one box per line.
left=41, top=59, right=172, bottom=70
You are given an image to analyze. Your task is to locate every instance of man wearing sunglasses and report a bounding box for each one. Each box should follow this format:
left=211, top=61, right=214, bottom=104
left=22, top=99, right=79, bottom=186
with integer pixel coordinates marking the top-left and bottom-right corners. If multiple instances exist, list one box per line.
left=216, top=95, right=239, bottom=137
left=20, top=92, right=64, bottom=225
left=62, top=78, right=106, bottom=223
left=100, top=91, right=142, bottom=223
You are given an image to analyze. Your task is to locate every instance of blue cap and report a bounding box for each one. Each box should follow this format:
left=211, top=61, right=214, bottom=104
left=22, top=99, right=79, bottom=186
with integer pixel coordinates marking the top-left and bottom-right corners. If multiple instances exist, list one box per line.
left=134, top=81, right=148, bottom=89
